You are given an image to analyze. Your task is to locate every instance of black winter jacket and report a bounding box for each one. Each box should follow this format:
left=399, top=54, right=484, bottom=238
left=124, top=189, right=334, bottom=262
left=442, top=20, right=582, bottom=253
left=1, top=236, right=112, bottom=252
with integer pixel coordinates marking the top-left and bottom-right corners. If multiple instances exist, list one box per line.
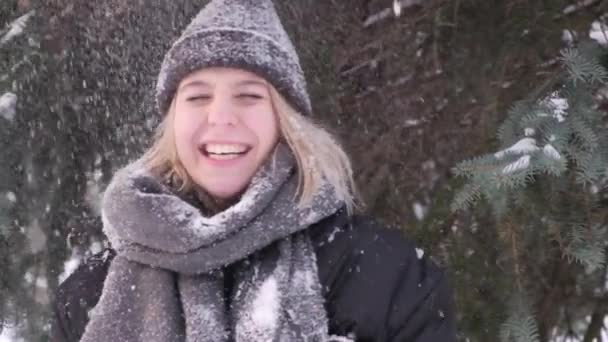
left=50, top=210, right=457, bottom=341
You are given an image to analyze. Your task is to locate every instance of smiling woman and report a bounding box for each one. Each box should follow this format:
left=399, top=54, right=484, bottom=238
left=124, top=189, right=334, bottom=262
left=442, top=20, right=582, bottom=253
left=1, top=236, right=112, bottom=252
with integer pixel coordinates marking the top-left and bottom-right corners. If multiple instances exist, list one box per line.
left=171, top=68, right=280, bottom=202
left=49, top=0, right=457, bottom=341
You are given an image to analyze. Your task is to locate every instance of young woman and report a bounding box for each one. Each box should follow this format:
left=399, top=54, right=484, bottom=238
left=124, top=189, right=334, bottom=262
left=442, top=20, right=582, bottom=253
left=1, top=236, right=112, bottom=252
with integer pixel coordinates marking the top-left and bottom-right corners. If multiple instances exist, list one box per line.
left=50, top=0, right=457, bottom=341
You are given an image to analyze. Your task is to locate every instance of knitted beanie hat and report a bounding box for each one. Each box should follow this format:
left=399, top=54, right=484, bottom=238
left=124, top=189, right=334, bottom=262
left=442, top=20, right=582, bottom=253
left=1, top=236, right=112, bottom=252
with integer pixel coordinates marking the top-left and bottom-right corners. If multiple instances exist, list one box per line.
left=155, top=0, right=312, bottom=116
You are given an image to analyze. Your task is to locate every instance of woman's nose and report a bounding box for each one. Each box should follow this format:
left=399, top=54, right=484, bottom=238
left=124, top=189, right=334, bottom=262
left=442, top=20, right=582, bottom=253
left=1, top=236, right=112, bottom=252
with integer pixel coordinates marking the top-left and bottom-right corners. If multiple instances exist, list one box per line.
left=206, top=96, right=238, bottom=126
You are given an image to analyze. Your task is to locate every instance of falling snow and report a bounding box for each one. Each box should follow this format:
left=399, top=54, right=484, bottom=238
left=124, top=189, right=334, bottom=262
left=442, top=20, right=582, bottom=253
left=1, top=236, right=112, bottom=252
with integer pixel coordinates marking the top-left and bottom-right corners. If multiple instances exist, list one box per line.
left=415, top=248, right=425, bottom=259
left=0, top=93, right=17, bottom=121
left=5, top=191, right=16, bottom=203
left=413, top=202, right=427, bottom=221
left=404, top=119, right=421, bottom=127
left=25, top=219, right=46, bottom=254
left=23, top=271, right=47, bottom=289
left=393, top=0, right=402, bottom=17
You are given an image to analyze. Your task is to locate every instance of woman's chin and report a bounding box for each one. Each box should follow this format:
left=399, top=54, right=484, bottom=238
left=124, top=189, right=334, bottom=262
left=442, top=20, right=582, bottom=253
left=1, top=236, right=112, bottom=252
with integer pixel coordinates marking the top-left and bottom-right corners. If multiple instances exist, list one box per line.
left=200, top=181, right=248, bottom=201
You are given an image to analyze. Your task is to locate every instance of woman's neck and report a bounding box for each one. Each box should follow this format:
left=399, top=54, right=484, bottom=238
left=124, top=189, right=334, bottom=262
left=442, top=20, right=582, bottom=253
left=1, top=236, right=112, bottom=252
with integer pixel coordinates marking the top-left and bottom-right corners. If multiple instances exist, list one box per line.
left=193, top=188, right=240, bottom=215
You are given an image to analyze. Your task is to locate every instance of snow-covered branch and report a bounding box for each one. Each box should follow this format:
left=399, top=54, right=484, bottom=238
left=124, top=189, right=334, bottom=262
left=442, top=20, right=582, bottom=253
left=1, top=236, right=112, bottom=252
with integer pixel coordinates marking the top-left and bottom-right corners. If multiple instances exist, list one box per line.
left=363, top=0, right=424, bottom=28
left=1, top=10, right=35, bottom=47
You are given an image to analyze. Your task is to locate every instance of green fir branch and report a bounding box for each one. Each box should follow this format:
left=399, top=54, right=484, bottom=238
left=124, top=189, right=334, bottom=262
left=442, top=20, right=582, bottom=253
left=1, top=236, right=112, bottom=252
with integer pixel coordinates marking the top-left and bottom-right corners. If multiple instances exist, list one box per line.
left=568, top=116, right=600, bottom=151
left=560, top=48, right=608, bottom=85
left=499, top=295, right=540, bottom=342
left=517, top=111, right=556, bottom=136
left=562, top=223, right=606, bottom=271
left=451, top=181, right=483, bottom=211
left=452, top=154, right=503, bottom=178
left=498, top=101, right=535, bottom=146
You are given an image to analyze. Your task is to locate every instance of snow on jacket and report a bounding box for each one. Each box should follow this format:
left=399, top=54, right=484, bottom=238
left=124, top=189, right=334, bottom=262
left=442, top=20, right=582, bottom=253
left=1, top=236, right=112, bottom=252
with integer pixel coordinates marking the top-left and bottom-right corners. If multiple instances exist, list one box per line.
left=50, top=209, right=457, bottom=341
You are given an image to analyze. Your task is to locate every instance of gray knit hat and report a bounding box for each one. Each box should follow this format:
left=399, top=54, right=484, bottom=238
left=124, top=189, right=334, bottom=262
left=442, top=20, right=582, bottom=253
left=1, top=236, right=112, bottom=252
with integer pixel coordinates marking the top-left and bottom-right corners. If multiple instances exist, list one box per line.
left=155, top=0, right=312, bottom=116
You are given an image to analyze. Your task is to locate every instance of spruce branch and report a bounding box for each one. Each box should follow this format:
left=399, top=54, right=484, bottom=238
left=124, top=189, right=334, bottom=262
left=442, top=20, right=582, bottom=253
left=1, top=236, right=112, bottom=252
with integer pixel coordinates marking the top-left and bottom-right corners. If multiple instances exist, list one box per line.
left=560, top=48, right=608, bottom=85
left=499, top=294, right=540, bottom=342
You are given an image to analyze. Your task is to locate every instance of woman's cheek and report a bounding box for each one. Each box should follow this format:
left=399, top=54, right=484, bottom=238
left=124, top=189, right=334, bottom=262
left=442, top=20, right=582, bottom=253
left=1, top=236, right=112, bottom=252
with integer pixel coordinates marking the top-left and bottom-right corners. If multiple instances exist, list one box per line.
left=174, top=111, right=202, bottom=156
left=176, top=106, right=204, bottom=131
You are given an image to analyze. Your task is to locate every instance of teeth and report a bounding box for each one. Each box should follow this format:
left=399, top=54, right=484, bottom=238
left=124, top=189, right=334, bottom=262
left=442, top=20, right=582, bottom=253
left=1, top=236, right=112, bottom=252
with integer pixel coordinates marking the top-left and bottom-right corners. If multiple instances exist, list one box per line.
left=205, top=144, right=248, bottom=155
left=208, top=153, right=241, bottom=161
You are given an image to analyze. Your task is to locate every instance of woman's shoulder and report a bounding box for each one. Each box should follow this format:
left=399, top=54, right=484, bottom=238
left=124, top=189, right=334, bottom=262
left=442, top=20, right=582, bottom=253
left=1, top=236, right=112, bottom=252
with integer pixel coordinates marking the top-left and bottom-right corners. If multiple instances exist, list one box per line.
left=310, top=210, right=457, bottom=341
left=311, top=210, right=419, bottom=253
left=50, top=249, right=115, bottom=341
left=55, top=248, right=115, bottom=305
left=310, top=209, right=431, bottom=274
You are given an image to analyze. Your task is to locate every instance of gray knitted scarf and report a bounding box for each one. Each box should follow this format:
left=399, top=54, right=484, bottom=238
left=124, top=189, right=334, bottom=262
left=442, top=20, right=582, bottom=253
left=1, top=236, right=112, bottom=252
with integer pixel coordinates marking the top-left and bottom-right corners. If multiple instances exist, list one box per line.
left=80, top=143, right=344, bottom=342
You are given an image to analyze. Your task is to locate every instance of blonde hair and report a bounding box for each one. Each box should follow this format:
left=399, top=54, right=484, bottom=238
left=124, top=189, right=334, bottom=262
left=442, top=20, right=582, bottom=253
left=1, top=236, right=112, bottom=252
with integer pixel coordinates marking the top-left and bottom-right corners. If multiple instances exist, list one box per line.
left=139, top=85, right=359, bottom=214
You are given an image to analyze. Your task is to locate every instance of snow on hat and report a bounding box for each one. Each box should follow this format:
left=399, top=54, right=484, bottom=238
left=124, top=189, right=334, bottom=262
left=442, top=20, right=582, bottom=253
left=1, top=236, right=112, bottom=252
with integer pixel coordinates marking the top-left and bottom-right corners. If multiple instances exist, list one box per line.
left=155, top=0, right=312, bottom=116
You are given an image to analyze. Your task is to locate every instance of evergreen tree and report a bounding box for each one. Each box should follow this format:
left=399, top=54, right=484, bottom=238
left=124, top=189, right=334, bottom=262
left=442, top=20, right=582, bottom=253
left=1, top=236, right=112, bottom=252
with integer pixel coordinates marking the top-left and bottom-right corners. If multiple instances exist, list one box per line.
left=0, top=2, right=206, bottom=339
left=452, top=40, right=608, bottom=341
left=1, top=1, right=606, bottom=340
left=1, top=5, right=50, bottom=340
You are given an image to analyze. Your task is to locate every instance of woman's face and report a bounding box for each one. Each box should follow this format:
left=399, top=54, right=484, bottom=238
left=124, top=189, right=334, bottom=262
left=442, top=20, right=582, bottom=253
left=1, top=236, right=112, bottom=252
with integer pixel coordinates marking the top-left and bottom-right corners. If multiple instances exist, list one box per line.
left=173, top=67, right=279, bottom=200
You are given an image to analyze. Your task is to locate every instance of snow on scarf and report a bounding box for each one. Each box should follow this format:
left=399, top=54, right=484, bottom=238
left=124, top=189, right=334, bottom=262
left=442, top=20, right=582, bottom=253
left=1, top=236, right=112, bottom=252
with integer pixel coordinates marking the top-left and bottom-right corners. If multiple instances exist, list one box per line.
left=80, top=143, right=344, bottom=342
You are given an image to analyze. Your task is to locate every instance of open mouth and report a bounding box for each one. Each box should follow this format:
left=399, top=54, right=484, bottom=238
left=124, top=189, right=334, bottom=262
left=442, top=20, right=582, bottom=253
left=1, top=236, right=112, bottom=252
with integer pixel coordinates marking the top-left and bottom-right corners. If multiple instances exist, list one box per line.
left=199, top=143, right=252, bottom=161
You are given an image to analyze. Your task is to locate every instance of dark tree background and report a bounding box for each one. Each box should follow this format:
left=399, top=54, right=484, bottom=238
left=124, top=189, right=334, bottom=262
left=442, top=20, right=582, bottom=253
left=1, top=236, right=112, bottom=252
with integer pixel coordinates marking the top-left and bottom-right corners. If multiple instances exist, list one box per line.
left=1, top=0, right=608, bottom=341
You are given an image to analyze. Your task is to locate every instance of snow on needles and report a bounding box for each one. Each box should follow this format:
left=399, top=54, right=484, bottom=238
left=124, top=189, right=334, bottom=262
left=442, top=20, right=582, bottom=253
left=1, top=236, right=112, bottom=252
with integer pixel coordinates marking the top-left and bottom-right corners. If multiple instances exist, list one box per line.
left=541, top=93, right=569, bottom=123
left=524, top=128, right=535, bottom=137
left=590, top=20, right=608, bottom=46
left=496, top=138, right=562, bottom=175
left=496, top=138, right=563, bottom=174
left=495, top=138, right=539, bottom=159
left=502, top=155, right=531, bottom=174
left=543, top=144, right=562, bottom=161
left=494, top=91, right=567, bottom=174
left=1, top=11, right=35, bottom=47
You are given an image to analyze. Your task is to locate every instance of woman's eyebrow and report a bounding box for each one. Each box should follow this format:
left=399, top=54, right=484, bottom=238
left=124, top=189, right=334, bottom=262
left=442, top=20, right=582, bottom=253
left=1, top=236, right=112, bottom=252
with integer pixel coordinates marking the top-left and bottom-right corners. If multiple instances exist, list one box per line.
left=235, top=80, right=267, bottom=87
left=179, top=80, right=211, bottom=91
